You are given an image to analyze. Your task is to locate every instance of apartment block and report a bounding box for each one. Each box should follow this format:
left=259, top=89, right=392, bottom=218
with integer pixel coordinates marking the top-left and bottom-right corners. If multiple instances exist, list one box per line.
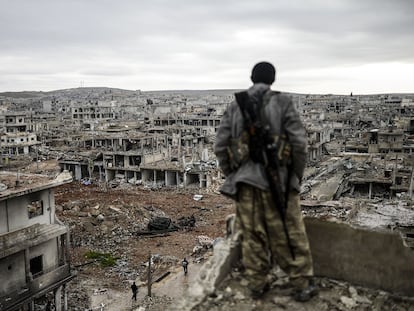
left=0, top=112, right=39, bottom=157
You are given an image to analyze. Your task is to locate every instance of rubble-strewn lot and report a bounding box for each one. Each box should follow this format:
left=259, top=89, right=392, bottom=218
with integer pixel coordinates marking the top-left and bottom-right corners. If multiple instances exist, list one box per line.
left=55, top=182, right=414, bottom=310
left=55, top=182, right=234, bottom=310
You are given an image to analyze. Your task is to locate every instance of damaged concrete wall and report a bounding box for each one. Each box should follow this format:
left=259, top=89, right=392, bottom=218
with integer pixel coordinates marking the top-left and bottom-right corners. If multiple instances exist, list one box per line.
left=143, top=153, right=164, bottom=164
left=6, top=190, right=52, bottom=230
left=178, top=217, right=414, bottom=311
left=0, top=202, right=7, bottom=234
left=305, top=218, right=414, bottom=296
left=0, top=251, right=25, bottom=295
left=30, top=239, right=59, bottom=272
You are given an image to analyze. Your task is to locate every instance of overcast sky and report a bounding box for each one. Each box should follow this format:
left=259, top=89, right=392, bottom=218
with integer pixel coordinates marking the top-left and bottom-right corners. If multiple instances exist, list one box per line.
left=0, top=0, right=413, bottom=94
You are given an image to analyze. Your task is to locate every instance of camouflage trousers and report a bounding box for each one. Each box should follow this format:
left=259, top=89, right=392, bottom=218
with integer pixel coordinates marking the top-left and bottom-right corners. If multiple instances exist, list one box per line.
left=236, top=184, right=314, bottom=292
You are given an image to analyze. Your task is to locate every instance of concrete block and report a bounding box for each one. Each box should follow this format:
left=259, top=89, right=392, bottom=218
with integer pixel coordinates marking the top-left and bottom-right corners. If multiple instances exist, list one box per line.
left=176, top=217, right=414, bottom=310
left=173, top=236, right=241, bottom=311
left=305, top=218, right=414, bottom=296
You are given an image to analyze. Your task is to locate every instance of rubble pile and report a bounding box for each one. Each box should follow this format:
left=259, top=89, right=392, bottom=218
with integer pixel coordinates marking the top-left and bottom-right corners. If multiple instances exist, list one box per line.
left=61, top=199, right=161, bottom=252
left=193, top=270, right=414, bottom=311
left=301, top=199, right=354, bottom=221
left=54, top=182, right=233, bottom=309
left=65, top=277, right=91, bottom=311
left=138, top=295, right=174, bottom=311
left=52, top=174, right=414, bottom=311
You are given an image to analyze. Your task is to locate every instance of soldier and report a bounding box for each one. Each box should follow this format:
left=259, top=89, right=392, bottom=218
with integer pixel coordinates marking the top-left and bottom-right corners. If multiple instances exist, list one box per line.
left=214, top=61, right=318, bottom=302
left=131, top=281, right=138, bottom=301
left=182, top=257, right=189, bottom=275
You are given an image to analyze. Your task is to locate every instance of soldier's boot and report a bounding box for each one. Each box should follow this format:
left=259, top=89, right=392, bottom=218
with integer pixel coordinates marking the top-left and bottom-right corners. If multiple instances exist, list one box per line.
left=293, top=280, right=318, bottom=302
left=293, top=284, right=318, bottom=302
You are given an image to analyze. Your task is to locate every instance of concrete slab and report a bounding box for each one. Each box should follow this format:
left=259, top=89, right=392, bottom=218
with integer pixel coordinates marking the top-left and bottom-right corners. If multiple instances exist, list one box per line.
left=305, top=218, right=414, bottom=296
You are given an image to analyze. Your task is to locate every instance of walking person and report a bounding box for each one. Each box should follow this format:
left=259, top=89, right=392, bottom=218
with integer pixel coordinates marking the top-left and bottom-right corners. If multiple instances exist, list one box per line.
left=182, top=257, right=189, bottom=275
left=214, top=61, right=318, bottom=302
left=131, top=281, right=138, bottom=301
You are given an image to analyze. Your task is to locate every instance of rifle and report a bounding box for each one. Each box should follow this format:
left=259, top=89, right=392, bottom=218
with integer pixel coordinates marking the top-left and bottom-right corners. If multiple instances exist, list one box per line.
left=235, top=91, right=295, bottom=260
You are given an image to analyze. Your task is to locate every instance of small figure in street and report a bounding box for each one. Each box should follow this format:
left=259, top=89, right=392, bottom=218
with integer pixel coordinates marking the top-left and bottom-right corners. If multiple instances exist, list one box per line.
left=182, top=257, right=189, bottom=275
left=45, top=301, right=52, bottom=311
left=131, top=281, right=138, bottom=301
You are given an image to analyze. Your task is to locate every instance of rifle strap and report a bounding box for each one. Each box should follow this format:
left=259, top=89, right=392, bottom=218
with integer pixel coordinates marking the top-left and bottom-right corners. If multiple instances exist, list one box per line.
left=235, top=90, right=275, bottom=131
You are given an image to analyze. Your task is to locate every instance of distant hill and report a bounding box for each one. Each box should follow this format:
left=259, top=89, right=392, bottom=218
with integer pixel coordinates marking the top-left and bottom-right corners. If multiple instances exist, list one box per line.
left=1, top=87, right=413, bottom=100
left=0, top=87, right=239, bottom=100
left=46, top=87, right=139, bottom=97
left=0, top=91, right=46, bottom=99
left=0, top=87, right=140, bottom=100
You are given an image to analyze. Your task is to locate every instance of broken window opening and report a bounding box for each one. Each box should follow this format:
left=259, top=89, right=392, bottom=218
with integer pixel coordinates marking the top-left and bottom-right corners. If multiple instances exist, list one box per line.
left=28, top=200, right=44, bottom=219
left=30, top=255, right=43, bottom=278
left=115, top=155, right=124, bottom=167
left=186, top=173, right=200, bottom=187
left=129, top=156, right=141, bottom=166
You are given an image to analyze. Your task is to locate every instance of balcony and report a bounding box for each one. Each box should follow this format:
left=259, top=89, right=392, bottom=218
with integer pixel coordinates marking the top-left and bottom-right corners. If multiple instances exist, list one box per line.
left=0, top=264, right=74, bottom=311
left=0, top=224, right=68, bottom=259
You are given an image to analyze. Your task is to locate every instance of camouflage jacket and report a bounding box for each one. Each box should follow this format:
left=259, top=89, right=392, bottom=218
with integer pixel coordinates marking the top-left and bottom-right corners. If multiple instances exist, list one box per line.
left=214, top=83, right=307, bottom=199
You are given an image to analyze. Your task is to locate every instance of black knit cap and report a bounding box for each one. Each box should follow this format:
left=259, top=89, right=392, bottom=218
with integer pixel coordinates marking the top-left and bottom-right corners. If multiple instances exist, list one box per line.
left=251, top=61, right=276, bottom=85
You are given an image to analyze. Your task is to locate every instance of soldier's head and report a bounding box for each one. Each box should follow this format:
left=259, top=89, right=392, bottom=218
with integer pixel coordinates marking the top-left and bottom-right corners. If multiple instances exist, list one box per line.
left=251, top=62, right=276, bottom=85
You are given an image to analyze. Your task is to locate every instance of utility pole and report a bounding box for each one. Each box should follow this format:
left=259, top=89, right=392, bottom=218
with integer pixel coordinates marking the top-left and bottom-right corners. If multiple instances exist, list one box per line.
left=36, top=147, right=39, bottom=172
left=147, top=252, right=152, bottom=297
left=409, top=155, right=414, bottom=198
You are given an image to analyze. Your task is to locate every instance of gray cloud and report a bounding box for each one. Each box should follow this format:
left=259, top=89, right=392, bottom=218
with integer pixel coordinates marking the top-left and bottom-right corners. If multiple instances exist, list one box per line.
left=0, top=0, right=413, bottom=93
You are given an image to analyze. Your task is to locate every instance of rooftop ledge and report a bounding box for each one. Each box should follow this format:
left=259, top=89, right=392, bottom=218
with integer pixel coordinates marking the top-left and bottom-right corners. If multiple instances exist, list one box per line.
left=0, top=170, right=72, bottom=201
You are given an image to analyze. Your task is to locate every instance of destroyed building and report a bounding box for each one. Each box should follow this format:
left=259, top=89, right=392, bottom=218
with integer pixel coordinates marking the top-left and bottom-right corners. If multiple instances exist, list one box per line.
left=52, top=96, right=224, bottom=189
left=71, top=100, right=119, bottom=131
left=0, top=171, right=74, bottom=311
left=2, top=89, right=414, bottom=197
left=2, top=88, right=414, bottom=198
left=0, top=111, right=39, bottom=157
left=1, top=88, right=414, bottom=310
